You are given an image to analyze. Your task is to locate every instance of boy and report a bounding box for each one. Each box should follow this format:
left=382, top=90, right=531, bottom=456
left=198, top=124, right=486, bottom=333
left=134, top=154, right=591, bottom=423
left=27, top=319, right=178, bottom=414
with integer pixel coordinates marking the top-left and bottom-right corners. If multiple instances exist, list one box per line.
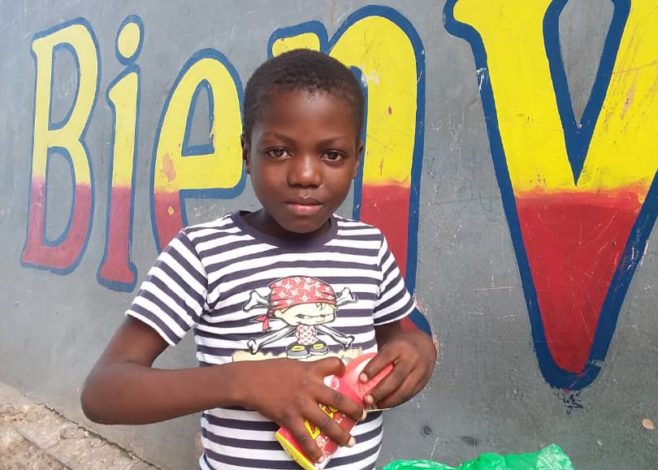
left=82, top=49, right=437, bottom=469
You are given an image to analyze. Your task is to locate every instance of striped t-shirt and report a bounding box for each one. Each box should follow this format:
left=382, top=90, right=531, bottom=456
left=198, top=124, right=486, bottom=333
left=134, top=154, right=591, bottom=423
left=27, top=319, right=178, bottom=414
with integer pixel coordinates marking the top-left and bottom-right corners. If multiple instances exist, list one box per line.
left=127, top=212, right=416, bottom=469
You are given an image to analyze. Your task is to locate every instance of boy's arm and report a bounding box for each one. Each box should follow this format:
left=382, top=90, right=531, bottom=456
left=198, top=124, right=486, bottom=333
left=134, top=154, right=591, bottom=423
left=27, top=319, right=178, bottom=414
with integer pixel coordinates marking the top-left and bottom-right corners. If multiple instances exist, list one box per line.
left=81, top=317, right=364, bottom=462
left=81, top=316, right=238, bottom=424
left=360, top=318, right=437, bottom=409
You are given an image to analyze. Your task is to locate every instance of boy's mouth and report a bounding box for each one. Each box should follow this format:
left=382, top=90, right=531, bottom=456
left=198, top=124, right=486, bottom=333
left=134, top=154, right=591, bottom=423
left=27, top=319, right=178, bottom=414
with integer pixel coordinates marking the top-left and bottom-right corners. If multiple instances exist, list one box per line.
left=285, top=197, right=323, bottom=216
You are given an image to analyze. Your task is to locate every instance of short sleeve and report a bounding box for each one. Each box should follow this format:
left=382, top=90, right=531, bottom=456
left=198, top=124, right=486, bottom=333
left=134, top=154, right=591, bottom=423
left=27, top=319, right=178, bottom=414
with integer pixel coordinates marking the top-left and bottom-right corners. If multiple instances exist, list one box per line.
left=126, top=230, right=208, bottom=346
left=373, top=233, right=416, bottom=325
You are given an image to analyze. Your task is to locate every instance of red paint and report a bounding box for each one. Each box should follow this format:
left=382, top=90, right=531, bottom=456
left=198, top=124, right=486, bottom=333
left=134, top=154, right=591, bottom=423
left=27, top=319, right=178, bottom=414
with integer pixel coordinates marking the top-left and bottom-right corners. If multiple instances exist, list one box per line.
left=516, top=189, right=642, bottom=373
left=153, top=190, right=183, bottom=249
left=98, top=186, right=135, bottom=285
left=360, top=183, right=410, bottom=274
left=22, top=180, right=92, bottom=270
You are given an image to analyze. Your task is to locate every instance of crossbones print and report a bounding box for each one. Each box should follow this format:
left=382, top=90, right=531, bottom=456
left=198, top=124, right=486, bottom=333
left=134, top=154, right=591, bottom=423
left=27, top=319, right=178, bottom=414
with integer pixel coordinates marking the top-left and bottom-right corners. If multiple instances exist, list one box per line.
left=244, top=276, right=356, bottom=358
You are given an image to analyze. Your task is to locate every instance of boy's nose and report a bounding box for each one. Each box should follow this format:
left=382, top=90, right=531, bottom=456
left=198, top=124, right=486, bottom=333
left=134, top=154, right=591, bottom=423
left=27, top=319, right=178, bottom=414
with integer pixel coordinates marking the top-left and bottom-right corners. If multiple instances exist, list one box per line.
left=287, top=154, right=321, bottom=187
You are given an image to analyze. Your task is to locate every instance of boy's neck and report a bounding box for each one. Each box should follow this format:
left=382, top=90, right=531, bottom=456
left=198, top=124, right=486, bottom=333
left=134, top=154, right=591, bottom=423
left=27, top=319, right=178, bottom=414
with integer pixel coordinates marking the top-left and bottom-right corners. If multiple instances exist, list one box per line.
left=241, top=209, right=332, bottom=241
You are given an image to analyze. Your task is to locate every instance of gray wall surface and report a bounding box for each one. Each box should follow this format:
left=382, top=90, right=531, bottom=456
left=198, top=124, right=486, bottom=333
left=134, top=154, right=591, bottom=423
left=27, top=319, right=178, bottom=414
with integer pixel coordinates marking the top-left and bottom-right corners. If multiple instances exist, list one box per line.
left=1, top=0, right=656, bottom=469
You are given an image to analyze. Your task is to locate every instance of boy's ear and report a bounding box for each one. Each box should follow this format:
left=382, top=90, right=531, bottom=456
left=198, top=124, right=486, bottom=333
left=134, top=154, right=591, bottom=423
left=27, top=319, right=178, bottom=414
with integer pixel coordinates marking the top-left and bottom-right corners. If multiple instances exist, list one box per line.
left=241, top=134, right=251, bottom=174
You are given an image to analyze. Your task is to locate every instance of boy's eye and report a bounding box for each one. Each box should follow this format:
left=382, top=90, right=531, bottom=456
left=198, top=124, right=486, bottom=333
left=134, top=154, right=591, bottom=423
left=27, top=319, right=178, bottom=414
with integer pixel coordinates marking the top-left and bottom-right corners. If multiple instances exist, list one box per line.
left=265, top=148, right=290, bottom=159
left=322, top=151, right=345, bottom=162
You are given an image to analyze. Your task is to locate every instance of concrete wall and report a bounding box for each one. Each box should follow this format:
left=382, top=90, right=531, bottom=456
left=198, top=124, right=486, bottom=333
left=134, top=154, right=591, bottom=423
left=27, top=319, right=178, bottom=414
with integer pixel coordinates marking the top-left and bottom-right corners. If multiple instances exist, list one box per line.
left=1, top=0, right=656, bottom=468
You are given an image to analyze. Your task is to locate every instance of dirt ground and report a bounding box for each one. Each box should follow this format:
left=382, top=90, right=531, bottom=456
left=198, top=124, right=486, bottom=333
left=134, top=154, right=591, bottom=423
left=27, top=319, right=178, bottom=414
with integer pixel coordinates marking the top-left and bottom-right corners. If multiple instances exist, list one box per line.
left=0, top=382, right=156, bottom=470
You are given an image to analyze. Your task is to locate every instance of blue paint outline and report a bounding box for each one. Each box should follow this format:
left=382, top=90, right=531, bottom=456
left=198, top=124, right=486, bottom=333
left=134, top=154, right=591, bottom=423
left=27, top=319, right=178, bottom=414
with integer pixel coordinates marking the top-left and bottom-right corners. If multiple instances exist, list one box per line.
left=43, top=147, right=76, bottom=246
left=97, top=17, right=144, bottom=292
left=48, top=43, right=81, bottom=131
left=182, top=80, right=215, bottom=156
left=444, top=0, right=657, bottom=389
left=350, top=66, right=369, bottom=222
left=329, top=6, right=426, bottom=297
left=592, top=173, right=658, bottom=362
left=115, top=15, right=144, bottom=66
left=267, top=7, right=428, bottom=333
left=150, top=48, right=246, bottom=251
left=21, top=17, right=100, bottom=276
left=544, top=0, right=629, bottom=182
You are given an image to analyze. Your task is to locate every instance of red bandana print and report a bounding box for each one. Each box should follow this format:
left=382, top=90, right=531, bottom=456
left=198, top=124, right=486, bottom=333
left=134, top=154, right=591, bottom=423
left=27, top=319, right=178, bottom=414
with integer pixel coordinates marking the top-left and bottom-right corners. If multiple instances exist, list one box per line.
left=268, top=276, right=336, bottom=314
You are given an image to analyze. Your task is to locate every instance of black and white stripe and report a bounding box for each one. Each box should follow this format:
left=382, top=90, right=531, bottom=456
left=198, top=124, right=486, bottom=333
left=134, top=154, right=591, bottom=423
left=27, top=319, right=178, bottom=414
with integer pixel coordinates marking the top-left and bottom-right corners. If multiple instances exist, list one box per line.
left=127, top=212, right=415, bottom=469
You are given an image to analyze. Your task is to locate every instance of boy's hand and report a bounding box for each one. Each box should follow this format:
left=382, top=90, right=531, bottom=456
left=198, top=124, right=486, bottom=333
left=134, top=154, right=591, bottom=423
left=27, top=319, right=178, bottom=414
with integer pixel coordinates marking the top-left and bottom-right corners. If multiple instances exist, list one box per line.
left=238, top=357, right=364, bottom=463
left=360, top=323, right=437, bottom=409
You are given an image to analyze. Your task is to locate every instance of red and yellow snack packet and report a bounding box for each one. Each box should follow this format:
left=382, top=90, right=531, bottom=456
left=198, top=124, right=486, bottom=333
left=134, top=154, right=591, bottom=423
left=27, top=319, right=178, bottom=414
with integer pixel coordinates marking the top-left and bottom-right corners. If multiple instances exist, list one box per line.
left=275, top=353, right=393, bottom=470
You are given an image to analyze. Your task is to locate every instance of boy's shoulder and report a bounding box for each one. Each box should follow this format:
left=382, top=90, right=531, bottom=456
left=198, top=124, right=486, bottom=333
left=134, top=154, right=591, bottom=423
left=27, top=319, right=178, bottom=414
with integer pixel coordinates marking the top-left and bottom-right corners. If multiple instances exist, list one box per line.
left=181, top=213, right=239, bottom=238
left=333, top=214, right=385, bottom=237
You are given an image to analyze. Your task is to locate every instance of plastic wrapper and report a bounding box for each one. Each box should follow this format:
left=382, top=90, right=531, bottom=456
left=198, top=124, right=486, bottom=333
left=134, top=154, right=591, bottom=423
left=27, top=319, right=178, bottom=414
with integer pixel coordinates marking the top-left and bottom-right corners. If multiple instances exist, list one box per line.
left=381, top=444, right=574, bottom=470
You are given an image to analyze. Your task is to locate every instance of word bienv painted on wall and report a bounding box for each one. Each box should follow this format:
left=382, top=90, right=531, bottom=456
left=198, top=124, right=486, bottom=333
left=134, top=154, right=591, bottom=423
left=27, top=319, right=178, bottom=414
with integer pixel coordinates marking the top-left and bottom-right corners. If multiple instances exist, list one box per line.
left=21, top=2, right=658, bottom=391
left=22, top=7, right=425, bottom=295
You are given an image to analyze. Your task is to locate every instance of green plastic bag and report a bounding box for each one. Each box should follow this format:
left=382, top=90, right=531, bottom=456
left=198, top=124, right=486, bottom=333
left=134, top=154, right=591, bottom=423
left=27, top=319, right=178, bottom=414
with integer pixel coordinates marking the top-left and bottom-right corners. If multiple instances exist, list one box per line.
left=380, top=444, right=574, bottom=470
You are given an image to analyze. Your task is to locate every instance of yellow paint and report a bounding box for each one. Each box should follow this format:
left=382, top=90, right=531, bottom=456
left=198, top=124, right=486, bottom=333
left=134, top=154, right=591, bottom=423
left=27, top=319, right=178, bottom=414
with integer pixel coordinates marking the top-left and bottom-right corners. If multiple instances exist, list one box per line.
left=117, top=21, right=141, bottom=60
left=108, top=72, right=138, bottom=186
left=332, top=17, right=417, bottom=186
left=454, top=0, right=658, bottom=193
left=272, top=16, right=419, bottom=186
left=271, top=32, right=321, bottom=56
left=31, top=23, right=97, bottom=185
left=154, top=56, right=242, bottom=194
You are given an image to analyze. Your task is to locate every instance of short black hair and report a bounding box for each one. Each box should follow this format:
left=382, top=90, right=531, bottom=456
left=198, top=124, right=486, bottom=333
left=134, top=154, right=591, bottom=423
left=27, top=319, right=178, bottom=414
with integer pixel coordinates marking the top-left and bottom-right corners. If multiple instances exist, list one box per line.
left=242, top=49, right=364, bottom=142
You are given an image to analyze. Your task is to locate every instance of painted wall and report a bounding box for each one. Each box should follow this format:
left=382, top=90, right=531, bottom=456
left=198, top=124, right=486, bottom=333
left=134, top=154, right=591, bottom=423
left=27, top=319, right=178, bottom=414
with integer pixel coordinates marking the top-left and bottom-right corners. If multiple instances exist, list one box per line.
left=0, top=0, right=656, bottom=468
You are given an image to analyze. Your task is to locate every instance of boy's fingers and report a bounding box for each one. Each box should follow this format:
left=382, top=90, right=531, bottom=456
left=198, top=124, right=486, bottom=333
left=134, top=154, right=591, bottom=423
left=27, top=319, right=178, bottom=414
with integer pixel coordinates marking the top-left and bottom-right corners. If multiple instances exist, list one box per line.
left=306, top=405, right=355, bottom=449
left=360, top=348, right=398, bottom=381
left=376, top=365, right=428, bottom=409
left=287, top=419, right=324, bottom=463
left=366, top=359, right=412, bottom=406
left=317, top=385, right=365, bottom=422
left=383, top=378, right=424, bottom=409
left=369, top=374, right=416, bottom=409
left=366, top=370, right=403, bottom=405
left=311, top=357, right=346, bottom=378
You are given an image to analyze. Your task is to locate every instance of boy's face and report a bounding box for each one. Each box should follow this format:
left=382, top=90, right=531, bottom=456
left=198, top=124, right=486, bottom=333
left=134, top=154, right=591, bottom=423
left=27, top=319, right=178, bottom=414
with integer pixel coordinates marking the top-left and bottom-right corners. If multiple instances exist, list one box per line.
left=273, top=303, right=336, bottom=326
left=243, top=89, right=362, bottom=237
